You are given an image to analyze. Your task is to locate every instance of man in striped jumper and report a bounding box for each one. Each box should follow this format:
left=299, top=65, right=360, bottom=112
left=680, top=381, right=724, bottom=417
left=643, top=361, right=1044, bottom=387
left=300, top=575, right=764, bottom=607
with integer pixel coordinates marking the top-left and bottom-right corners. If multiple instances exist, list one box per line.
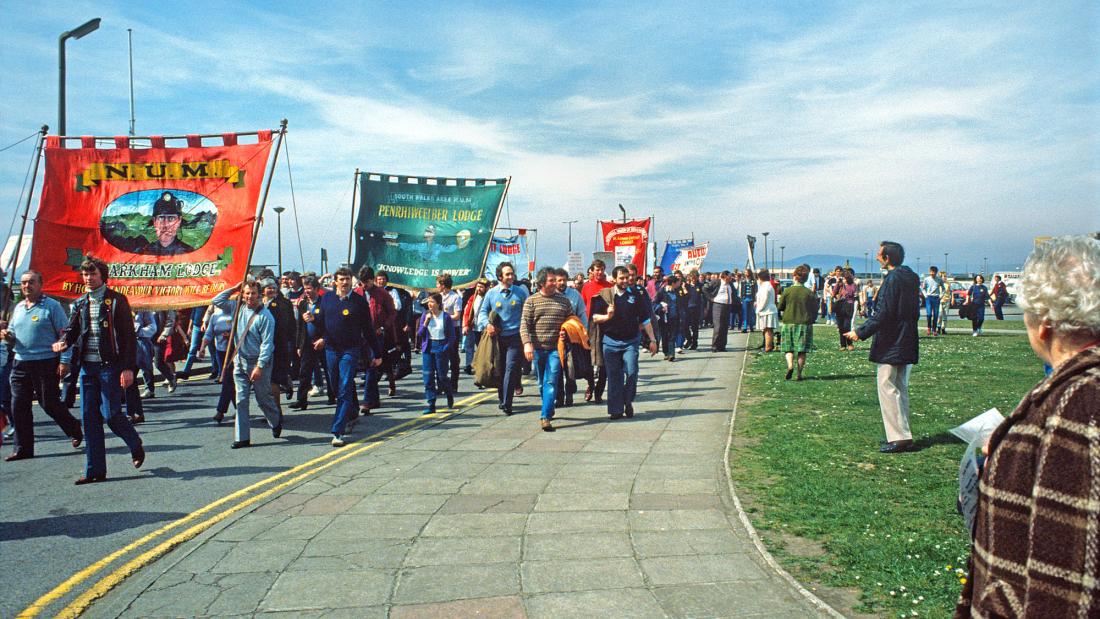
left=520, top=267, right=573, bottom=432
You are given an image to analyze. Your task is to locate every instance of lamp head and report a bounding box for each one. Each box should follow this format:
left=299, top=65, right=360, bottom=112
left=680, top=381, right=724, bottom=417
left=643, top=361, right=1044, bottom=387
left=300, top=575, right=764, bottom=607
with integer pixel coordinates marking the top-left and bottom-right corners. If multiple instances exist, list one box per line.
left=68, top=18, right=102, bottom=40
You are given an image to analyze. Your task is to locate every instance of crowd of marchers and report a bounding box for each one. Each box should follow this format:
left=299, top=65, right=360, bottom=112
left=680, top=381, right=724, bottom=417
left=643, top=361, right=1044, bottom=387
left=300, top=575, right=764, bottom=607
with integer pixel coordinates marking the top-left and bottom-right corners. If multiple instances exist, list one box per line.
left=0, top=246, right=1026, bottom=477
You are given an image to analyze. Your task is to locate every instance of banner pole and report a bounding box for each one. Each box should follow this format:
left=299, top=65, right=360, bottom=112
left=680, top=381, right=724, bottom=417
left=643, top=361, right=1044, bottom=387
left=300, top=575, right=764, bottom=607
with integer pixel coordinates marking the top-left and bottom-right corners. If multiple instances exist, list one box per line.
left=3, top=125, right=48, bottom=320
left=480, top=176, right=511, bottom=283
left=347, top=168, right=359, bottom=267
left=221, top=119, right=287, bottom=384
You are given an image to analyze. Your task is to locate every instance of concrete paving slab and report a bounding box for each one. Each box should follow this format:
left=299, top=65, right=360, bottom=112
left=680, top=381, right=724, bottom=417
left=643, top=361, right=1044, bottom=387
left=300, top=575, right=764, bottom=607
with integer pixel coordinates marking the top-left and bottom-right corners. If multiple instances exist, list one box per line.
left=83, top=332, right=837, bottom=619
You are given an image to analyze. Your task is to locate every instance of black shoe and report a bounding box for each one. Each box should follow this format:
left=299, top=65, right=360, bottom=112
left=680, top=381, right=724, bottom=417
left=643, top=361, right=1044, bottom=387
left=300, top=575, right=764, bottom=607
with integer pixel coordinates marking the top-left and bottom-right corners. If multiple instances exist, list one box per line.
left=71, top=433, right=83, bottom=448
left=288, top=402, right=307, bottom=410
left=785, top=369, right=793, bottom=380
left=4, top=451, right=33, bottom=462
left=74, top=475, right=107, bottom=485
left=212, top=412, right=225, bottom=424
left=132, top=445, right=145, bottom=469
left=502, top=406, right=513, bottom=416
left=231, top=440, right=251, bottom=449
left=879, top=440, right=915, bottom=454
left=624, top=403, right=634, bottom=418
left=272, top=424, right=282, bottom=439
left=446, top=394, right=454, bottom=409
left=327, top=399, right=337, bottom=406
left=609, top=413, right=624, bottom=420
left=464, top=366, right=473, bottom=375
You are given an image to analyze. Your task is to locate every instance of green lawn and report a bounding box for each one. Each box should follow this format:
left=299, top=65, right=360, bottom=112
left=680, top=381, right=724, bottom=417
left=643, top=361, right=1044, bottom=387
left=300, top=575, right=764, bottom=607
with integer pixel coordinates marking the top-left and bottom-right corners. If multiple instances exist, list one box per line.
left=730, top=326, right=1042, bottom=617
left=946, top=319, right=1026, bottom=331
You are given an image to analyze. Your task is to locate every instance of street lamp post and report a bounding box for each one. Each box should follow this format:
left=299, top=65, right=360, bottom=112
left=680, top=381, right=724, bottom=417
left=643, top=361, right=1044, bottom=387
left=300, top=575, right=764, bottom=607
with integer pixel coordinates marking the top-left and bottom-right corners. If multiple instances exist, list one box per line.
left=944, top=252, right=949, bottom=278
left=58, top=18, right=102, bottom=136
left=864, top=251, right=869, bottom=276
left=762, top=232, right=769, bottom=272
left=617, top=203, right=627, bottom=223
left=562, top=220, right=578, bottom=251
left=983, top=257, right=988, bottom=276
left=273, top=206, right=285, bottom=275
left=780, top=246, right=785, bottom=276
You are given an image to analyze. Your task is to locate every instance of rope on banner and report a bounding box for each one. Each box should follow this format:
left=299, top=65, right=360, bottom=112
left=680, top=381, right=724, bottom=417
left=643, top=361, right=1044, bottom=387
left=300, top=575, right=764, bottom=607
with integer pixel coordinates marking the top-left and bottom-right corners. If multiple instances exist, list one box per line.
left=3, top=131, right=42, bottom=258
left=281, top=134, right=306, bottom=272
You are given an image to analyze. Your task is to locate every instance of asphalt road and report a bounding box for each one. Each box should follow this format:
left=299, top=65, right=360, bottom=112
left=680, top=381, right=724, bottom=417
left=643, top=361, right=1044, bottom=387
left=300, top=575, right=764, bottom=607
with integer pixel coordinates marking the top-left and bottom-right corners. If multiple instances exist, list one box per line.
left=0, top=363, right=472, bottom=617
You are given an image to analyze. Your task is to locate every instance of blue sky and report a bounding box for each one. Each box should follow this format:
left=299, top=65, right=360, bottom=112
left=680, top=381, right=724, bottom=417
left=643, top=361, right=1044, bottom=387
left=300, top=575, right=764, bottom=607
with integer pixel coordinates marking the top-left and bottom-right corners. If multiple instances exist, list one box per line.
left=1, top=1, right=1097, bottom=274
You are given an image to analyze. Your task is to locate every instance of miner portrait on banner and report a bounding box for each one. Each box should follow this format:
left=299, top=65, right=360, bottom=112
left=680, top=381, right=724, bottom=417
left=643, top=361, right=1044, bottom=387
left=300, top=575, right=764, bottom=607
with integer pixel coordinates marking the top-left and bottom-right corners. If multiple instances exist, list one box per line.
left=135, top=191, right=196, bottom=256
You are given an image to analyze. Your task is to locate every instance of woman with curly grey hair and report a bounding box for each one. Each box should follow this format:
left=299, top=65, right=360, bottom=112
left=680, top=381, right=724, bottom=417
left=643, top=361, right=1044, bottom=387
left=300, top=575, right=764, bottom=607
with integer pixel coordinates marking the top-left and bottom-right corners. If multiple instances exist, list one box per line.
left=957, top=235, right=1100, bottom=618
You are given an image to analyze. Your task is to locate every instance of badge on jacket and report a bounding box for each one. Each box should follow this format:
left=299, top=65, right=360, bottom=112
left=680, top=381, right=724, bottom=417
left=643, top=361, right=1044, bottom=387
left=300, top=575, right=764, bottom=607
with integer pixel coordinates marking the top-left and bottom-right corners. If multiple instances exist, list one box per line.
left=31, top=315, right=39, bottom=322
left=104, top=299, right=112, bottom=306
left=342, top=309, right=349, bottom=316
left=102, top=320, right=110, bottom=328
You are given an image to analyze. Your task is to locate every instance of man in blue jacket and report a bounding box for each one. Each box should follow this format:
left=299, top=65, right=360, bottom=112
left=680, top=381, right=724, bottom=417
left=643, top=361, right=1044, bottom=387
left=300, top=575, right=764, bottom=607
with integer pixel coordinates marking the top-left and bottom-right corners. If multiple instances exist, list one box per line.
left=477, top=262, right=529, bottom=415
left=846, top=241, right=920, bottom=453
left=212, top=281, right=284, bottom=449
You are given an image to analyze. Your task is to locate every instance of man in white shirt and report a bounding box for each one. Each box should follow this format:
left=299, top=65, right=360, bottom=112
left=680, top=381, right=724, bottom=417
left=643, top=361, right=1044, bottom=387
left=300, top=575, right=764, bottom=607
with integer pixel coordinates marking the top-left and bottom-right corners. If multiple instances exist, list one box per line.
left=708, top=271, right=734, bottom=352
left=437, top=274, right=464, bottom=392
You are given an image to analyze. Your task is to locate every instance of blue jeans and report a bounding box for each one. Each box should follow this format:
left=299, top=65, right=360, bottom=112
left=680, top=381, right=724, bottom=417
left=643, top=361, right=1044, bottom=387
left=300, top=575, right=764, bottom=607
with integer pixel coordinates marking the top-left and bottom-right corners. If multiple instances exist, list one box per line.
left=464, top=330, right=480, bottom=368
left=741, top=298, right=756, bottom=330
left=326, top=348, right=360, bottom=435
left=497, top=334, right=523, bottom=409
left=79, top=361, right=142, bottom=478
left=602, top=334, right=640, bottom=416
left=136, top=338, right=155, bottom=392
left=181, top=325, right=204, bottom=375
left=422, top=340, right=451, bottom=406
left=924, top=296, right=940, bottom=330
left=533, top=348, right=562, bottom=420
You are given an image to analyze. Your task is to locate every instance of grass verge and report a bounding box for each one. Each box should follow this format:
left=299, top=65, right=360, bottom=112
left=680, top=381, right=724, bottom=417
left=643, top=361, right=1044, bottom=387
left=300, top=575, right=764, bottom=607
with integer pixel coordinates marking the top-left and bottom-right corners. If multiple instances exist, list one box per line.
left=945, top=319, right=1026, bottom=331
left=729, top=325, right=1042, bottom=617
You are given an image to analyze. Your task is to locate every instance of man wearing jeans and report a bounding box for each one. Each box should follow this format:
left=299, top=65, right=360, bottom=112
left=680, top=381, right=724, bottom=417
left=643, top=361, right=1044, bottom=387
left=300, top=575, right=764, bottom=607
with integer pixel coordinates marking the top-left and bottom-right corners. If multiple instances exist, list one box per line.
left=846, top=241, right=920, bottom=453
left=477, top=262, right=529, bottom=415
left=54, top=257, right=144, bottom=484
left=212, top=281, right=283, bottom=449
left=304, top=267, right=381, bottom=447
left=520, top=267, right=573, bottom=432
left=920, top=266, right=943, bottom=336
left=590, top=266, right=658, bottom=420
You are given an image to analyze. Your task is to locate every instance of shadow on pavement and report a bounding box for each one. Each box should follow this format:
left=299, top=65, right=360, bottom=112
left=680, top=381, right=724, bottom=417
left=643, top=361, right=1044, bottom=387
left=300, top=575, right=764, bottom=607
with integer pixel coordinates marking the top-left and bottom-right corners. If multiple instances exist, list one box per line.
left=146, top=465, right=286, bottom=481
left=0, top=511, right=188, bottom=541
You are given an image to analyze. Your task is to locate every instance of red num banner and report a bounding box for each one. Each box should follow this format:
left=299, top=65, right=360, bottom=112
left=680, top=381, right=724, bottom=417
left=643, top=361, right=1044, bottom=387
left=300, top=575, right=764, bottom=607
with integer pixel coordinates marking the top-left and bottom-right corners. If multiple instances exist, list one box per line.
left=30, top=133, right=273, bottom=309
left=600, top=218, right=651, bottom=273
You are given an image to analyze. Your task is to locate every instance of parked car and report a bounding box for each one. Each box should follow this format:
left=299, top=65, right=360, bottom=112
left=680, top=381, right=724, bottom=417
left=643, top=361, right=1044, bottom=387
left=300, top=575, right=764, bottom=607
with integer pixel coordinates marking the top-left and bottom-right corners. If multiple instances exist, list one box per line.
left=947, top=281, right=968, bottom=308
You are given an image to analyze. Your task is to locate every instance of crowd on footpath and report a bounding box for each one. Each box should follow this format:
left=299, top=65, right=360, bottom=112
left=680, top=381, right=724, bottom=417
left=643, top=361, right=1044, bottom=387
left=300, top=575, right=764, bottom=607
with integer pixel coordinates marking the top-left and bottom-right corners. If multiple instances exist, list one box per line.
left=0, top=244, right=1031, bottom=480
left=0, top=234, right=1096, bottom=617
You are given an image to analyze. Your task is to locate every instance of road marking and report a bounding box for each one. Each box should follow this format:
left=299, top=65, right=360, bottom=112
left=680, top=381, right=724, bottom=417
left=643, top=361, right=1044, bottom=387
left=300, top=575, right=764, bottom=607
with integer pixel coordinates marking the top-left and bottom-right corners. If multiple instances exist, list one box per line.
left=18, top=386, right=500, bottom=618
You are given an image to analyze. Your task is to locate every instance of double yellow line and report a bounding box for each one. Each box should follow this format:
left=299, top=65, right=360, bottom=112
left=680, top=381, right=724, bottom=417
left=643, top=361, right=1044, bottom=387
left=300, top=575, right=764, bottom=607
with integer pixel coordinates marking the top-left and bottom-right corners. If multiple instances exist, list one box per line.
left=19, top=388, right=498, bottom=618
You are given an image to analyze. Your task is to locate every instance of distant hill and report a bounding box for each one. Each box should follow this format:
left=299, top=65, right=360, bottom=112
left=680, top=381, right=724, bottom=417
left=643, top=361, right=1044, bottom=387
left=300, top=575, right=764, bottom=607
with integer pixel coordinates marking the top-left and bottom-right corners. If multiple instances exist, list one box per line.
left=783, top=254, right=870, bottom=271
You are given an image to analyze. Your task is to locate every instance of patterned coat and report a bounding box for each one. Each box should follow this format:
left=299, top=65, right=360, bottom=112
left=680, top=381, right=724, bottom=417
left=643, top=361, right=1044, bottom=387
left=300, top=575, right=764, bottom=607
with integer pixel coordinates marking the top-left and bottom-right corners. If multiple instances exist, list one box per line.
left=955, top=346, right=1100, bottom=618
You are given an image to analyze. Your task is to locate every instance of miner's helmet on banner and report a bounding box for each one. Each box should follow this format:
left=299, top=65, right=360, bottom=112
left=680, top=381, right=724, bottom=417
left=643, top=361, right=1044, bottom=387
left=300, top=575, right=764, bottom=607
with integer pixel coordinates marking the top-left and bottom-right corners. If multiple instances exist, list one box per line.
left=152, top=191, right=184, bottom=218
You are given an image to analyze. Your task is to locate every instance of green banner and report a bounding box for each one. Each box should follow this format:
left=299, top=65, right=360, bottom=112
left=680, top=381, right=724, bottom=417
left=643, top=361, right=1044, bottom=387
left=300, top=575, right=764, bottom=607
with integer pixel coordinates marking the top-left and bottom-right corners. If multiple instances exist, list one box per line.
left=353, top=173, right=509, bottom=289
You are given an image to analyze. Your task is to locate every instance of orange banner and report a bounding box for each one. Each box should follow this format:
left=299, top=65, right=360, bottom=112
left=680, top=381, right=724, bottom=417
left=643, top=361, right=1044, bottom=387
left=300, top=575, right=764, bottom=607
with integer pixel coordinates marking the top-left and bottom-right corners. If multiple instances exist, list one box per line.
left=600, top=218, right=651, bottom=272
left=30, top=133, right=272, bottom=309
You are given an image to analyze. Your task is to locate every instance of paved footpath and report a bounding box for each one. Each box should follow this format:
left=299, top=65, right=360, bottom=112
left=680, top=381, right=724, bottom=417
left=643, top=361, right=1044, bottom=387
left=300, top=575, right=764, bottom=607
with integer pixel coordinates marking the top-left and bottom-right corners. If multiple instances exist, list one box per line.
left=88, top=333, right=838, bottom=618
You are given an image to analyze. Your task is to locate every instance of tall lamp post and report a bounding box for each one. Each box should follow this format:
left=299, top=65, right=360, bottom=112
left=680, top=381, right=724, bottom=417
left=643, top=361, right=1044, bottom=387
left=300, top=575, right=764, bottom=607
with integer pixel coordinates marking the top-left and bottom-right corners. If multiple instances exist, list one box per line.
left=864, top=251, right=869, bottom=276
left=273, top=206, right=285, bottom=275
left=944, top=252, right=949, bottom=278
left=562, top=220, right=578, bottom=251
left=761, top=232, right=769, bottom=272
left=617, top=203, right=627, bottom=223
left=780, top=245, right=785, bottom=276
left=59, top=18, right=102, bottom=136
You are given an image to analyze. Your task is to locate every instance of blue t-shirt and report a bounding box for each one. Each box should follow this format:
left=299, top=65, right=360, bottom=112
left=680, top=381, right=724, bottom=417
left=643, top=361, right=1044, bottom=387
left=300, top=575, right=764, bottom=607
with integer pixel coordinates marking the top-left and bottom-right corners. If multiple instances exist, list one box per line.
left=9, top=296, right=68, bottom=361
